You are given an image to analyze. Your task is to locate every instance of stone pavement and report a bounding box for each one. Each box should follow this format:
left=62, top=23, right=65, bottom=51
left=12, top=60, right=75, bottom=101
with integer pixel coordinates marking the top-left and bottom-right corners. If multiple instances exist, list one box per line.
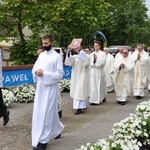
left=0, top=89, right=149, bottom=150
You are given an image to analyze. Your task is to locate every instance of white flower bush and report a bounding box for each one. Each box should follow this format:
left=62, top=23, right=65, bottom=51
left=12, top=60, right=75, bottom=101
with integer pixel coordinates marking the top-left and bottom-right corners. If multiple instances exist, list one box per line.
left=13, top=84, right=35, bottom=103
left=77, top=100, right=150, bottom=150
left=2, top=88, right=15, bottom=107
left=59, top=79, right=71, bottom=92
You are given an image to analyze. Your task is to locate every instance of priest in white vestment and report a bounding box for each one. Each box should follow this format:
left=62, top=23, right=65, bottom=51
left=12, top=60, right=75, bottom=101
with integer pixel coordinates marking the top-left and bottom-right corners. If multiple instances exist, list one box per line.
left=32, top=34, right=64, bottom=150
left=115, top=47, right=124, bottom=60
left=114, top=48, right=134, bottom=105
left=89, top=41, right=107, bottom=105
left=65, top=45, right=90, bottom=115
left=131, top=43, right=149, bottom=99
left=103, top=47, right=115, bottom=93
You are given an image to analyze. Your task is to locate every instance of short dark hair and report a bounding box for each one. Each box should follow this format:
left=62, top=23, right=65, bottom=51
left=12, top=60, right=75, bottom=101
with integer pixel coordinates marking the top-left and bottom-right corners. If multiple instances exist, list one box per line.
left=42, top=34, right=54, bottom=43
left=94, top=41, right=101, bottom=46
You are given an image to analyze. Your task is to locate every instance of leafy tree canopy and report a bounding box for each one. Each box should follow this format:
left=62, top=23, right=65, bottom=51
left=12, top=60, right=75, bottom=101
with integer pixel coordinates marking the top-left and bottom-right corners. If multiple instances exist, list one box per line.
left=0, top=0, right=149, bottom=64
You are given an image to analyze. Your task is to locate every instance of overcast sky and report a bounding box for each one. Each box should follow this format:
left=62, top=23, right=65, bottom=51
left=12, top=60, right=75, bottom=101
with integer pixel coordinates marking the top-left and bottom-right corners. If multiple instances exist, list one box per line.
left=145, top=0, right=150, bottom=16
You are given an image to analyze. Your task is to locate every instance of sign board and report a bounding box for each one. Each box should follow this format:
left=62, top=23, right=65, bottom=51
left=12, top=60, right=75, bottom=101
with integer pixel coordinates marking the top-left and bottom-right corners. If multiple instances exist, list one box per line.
left=2, top=66, right=72, bottom=87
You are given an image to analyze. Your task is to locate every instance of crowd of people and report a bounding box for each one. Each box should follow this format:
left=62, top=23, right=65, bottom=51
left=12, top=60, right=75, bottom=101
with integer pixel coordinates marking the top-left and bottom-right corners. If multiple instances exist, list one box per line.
left=0, top=33, right=149, bottom=150
left=65, top=42, right=150, bottom=113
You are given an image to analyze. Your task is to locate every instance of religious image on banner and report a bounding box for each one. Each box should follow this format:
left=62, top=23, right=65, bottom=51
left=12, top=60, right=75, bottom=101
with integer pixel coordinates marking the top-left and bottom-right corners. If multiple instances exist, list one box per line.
left=70, top=39, right=82, bottom=49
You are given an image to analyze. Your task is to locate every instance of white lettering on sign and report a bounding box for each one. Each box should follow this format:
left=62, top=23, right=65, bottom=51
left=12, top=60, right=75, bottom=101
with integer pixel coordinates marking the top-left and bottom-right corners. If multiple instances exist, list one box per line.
left=5, top=74, right=29, bottom=83
left=5, top=76, right=11, bottom=82
left=66, top=70, right=70, bottom=76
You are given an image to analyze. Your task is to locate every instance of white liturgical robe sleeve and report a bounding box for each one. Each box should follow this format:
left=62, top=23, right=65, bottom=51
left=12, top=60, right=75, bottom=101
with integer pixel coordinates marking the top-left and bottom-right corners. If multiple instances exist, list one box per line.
left=32, top=60, right=38, bottom=83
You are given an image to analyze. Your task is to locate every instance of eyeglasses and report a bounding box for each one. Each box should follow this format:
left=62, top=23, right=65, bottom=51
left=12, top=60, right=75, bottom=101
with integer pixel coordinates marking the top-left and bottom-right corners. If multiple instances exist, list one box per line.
left=122, top=52, right=128, bottom=54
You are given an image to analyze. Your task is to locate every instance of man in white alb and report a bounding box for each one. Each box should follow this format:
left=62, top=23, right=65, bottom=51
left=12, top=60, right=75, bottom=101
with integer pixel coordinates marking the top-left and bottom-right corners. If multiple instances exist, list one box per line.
left=115, top=47, right=124, bottom=60
left=114, top=48, right=134, bottom=105
left=103, top=47, right=115, bottom=93
left=89, top=41, right=107, bottom=105
left=132, top=43, right=149, bottom=99
left=65, top=44, right=90, bottom=115
left=32, top=34, right=64, bottom=150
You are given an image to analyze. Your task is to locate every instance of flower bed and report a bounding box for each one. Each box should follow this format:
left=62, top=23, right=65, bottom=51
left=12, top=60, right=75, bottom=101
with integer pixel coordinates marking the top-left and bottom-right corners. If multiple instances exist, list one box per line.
left=2, top=88, right=15, bottom=107
left=2, top=79, right=69, bottom=107
left=77, top=100, right=150, bottom=150
left=59, top=79, right=71, bottom=92
left=13, top=84, right=35, bottom=103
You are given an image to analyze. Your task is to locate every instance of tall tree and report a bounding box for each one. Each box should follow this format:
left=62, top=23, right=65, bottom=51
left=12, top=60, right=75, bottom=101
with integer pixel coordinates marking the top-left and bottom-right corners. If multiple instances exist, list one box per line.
left=0, top=0, right=110, bottom=64
left=39, top=0, right=110, bottom=46
left=137, top=18, right=150, bottom=46
left=102, top=0, right=148, bottom=45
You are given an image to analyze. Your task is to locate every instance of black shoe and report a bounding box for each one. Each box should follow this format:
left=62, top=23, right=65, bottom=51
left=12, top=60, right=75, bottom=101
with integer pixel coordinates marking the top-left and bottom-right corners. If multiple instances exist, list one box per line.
left=148, top=90, right=150, bottom=92
left=117, top=101, right=121, bottom=104
left=136, top=96, right=142, bottom=99
left=36, top=143, right=47, bottom=150
left=90, top=103, right=99, bottom=106
left=58, top=110, right=62, bottom=119
left=75, top=109, right=82, bottom=115
left=120, top=102, right=126, bottom=105
left=3, top=111, right=10, bottom=126
left=102, top=98, right=106, bottom=103
left=54, top=133, right=61, bottom=139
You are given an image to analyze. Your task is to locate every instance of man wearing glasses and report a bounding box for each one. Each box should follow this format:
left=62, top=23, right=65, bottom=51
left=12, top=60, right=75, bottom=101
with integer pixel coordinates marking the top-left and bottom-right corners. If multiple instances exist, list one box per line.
left=114, top=48, right=134, bottom=105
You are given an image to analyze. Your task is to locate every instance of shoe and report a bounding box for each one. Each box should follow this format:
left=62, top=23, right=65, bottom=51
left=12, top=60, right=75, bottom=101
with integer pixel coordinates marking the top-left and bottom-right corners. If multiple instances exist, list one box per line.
left=120, top=102, right=126, bottom=105
left=3, top=111, right=10, bottom=126
left=148, top=90, right=150, bottom=92
left=102, top=98, right=106, bottom=103
left=136, top=96, right=142, bottom=99
left=75, top=109, right=82, bottom=115
left=90, top=103, right=99, bottom=106
left=36, top=143, right=47, bottom=150
left=54, top=133, right=61, bottom=139
left=58, top=110, right=62, bottom=119
left=117, top=101, right=121, bottom=104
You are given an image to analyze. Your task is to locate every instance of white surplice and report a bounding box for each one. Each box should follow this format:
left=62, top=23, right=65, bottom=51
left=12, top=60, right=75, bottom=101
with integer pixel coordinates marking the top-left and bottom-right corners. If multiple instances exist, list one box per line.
left=65, top=50, right=90, bottom=109
left=114, top=56, right=134, bottom=102
left=32, top=49, right=64, bottom=147
left=89, top=50, right=107, bottom=104
left=131, top=50, right=149, bottom=96
left=115, top=52, right=123, bottom=60
left=104, top=53, right=115, bottom=92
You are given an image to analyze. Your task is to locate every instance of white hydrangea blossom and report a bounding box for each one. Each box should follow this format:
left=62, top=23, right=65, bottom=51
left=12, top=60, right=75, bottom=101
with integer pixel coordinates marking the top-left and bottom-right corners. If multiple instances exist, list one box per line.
left=2, top=88, right=15, bottom=107
left=59, top=79, right=71, bottom=92
left=13, top=84, right=35, bottom=103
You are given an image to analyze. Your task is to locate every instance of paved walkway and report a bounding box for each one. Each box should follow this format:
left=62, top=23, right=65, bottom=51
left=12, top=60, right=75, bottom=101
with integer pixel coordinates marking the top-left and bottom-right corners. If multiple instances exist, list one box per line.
left=0, top=89, right=149, bottom=150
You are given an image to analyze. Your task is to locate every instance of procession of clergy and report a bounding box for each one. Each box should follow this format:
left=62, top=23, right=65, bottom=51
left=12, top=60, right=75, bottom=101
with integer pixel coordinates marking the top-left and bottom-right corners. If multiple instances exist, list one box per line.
left=65, top=41, right=150, bottom=115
